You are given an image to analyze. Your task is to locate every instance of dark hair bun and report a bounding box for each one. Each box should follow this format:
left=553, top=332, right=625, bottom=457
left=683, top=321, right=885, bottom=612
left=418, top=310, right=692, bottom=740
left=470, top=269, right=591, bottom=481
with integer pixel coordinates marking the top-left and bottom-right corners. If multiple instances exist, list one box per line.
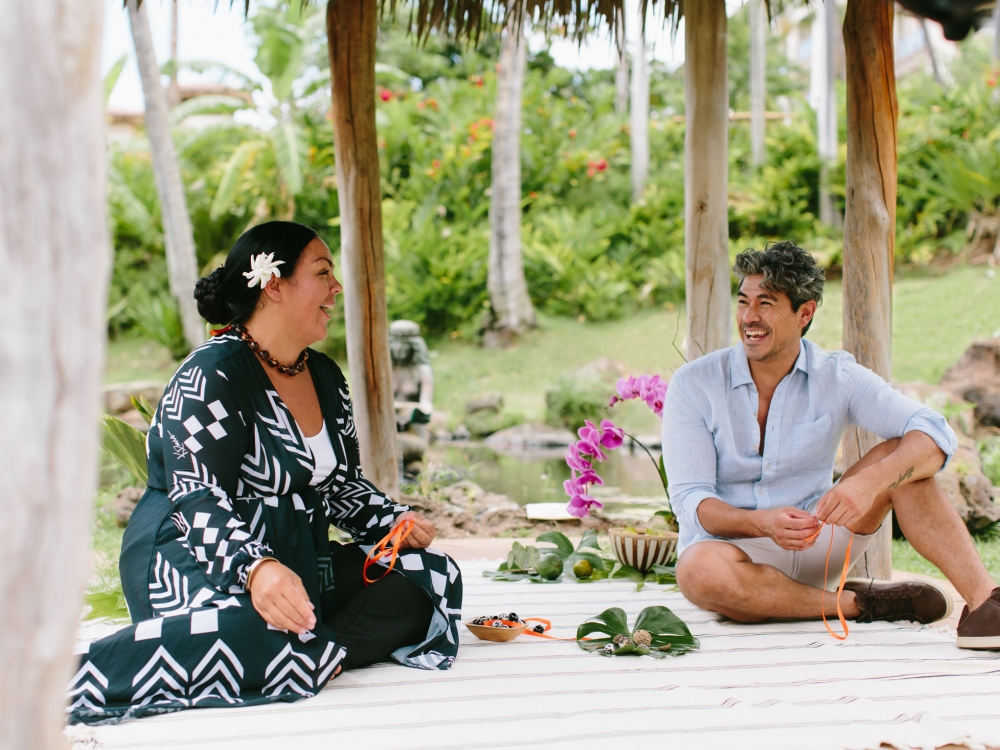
left=194, top=267, right=230, bottom=325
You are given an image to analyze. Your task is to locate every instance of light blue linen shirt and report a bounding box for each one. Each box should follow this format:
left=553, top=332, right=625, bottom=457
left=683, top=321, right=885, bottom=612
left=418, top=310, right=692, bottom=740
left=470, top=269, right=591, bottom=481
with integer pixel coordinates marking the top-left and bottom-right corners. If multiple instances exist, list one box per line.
left=662, top=338, right=957, bottom=556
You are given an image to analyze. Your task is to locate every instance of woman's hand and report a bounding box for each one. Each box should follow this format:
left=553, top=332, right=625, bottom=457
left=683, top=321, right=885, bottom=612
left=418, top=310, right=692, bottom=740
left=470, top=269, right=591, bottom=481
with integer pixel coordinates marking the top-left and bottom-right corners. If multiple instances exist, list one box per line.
left=396, top=511, right=436, bottom=549
left=248, top=560, right=317, bottom=635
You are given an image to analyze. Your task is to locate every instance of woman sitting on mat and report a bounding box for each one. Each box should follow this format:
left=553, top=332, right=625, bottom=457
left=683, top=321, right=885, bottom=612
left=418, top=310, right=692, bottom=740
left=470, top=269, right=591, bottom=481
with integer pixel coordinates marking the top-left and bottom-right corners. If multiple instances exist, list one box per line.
left=67, top=221, right=462, bottom=725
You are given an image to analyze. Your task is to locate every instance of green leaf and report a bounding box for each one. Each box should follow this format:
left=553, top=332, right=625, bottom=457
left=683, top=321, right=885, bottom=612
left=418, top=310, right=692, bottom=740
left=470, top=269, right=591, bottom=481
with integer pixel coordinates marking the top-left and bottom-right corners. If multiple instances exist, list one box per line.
left=101, top=414, right=148, bottom=485
left=577, top=529, right=602, bottom=550
left=577, top=607, right=630, bottom=643
left=210, top=140, right=264, bottom=220
left=169, top=95, right=250, bottom=125
left=131, top=395, right=155, bottom=425
left=270, top=121, right=304, bottom=195
left=103, top=54, right=128, bottom=106
left=85, top=588, right=131, bottom=623
left=535, top=531, right=574, bottom=559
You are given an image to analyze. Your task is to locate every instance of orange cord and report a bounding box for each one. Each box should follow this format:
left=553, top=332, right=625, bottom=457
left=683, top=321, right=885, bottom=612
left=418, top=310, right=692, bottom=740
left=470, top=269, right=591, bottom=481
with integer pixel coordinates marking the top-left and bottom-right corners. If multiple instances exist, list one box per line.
left=479, top=617, right=592, bottom=642
left=820, top=523, right=855, bottom=641
left=362, top=518, right=416, bottom=585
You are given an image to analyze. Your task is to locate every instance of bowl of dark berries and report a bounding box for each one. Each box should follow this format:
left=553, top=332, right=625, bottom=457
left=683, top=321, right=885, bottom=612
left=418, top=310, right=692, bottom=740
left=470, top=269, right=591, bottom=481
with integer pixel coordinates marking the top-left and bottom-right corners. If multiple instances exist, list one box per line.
left=465, top=613, right=545, bottom=642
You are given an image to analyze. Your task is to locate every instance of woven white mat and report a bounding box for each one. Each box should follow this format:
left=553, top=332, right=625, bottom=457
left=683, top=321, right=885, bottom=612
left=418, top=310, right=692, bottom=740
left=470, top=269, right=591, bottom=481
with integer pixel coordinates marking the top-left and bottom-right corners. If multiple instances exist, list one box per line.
left=68, top=558, right=1000, bottom=750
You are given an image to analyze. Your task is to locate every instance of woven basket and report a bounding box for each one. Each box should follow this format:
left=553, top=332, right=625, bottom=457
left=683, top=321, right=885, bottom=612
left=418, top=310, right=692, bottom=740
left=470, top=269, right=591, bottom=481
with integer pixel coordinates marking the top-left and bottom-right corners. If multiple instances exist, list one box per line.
left=608, top=528, right=679, bottom=573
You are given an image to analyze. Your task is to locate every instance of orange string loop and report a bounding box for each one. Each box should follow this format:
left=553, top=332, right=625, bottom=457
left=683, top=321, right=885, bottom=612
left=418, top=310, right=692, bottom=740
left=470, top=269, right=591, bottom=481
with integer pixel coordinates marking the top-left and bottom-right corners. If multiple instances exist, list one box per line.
left=362, top=518, right=415, bottom=586
left=820, top=523, right=855, bottom=641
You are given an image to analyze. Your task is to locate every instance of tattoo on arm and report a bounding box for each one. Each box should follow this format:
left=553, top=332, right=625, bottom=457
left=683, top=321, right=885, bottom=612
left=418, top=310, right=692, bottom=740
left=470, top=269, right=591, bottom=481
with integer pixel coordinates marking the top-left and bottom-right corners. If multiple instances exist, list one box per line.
left=887, top=466, right=914, bottom=491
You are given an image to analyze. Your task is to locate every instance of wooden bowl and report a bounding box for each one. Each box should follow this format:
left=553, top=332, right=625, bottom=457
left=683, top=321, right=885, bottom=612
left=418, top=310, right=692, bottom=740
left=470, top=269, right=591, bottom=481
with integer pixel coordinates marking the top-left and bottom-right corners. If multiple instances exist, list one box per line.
left=608, top=528, right=679, bottom=573
left=464, top=621, right=527, bottom=642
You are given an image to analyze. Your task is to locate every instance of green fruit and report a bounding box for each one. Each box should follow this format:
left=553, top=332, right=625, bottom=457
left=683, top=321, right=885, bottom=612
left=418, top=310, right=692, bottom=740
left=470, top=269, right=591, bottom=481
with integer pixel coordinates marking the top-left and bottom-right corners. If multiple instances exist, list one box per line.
left=572, top=559, right=594, bottom=578
left=536, top=554, right=564, bottom=580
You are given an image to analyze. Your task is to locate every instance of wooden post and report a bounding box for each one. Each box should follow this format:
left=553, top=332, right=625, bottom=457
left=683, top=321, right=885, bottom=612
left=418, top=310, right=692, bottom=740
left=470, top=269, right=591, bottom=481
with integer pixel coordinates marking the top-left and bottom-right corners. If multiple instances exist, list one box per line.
left=684, top=0, right=731, bottom=360
left=0, top=1, right=109, bottom=746
left=327, top=0, right=400, bottom=500
left=842, top=0, right=898, bottom=580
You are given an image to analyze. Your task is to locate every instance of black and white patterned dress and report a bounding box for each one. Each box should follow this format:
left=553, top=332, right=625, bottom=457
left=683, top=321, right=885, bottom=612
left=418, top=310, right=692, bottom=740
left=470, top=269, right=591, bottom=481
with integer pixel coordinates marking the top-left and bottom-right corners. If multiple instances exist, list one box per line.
left=66, top=333, right=462, bottom=725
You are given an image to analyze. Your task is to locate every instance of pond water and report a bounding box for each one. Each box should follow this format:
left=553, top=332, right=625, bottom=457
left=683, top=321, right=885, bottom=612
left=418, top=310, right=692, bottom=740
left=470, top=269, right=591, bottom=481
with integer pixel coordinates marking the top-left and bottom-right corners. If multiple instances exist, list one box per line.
left=424, top=442, right=668, bottom=508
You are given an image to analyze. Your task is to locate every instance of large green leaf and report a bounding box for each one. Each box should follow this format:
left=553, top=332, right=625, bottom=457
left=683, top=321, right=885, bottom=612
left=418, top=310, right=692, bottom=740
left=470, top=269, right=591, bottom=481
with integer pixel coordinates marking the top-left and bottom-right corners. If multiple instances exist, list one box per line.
left=576, top=607, right=631, bottom=646
left=131, top=395, right=155, bottom=425
left=535, top=531, right=574, bottom=559
left=577, top=605, right=699, bottom=658
left=103, top=54, right=127, bottom=106
left=101, top=414, right=148, bottom=485
left=210, top=140, right=265, bottom=220
left=270, top=121, right=304, bottom=195
left=169, top=95, right=251, bottom=125
left=85, top=587, right=131, bottom=623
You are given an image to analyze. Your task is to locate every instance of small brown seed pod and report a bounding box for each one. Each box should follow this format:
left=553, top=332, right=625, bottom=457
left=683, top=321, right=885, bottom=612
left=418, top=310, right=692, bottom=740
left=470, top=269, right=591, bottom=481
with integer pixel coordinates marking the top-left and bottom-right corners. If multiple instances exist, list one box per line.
left=632, top=629, right=652, bottom=647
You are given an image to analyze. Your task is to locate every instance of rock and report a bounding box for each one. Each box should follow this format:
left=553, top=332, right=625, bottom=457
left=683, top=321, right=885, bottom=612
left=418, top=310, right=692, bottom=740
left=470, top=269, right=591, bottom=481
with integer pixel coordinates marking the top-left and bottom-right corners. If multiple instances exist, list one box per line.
left=466, top=393, right=504, bottom=414
left=570, top=357, right=631, bottom=381
left=452, top=423, right=471, bottom=441
left=941, top=339, right=1000, bottom=428
left=934, top=436, right=1000, bottom=532
left=397, top=432, right=428, bottom=463
left=111, top=486, right=144, bottom=527
left=405, top=479, right=614, bottom=538
left=485, top=422, right=576, bottom=448
left=103, top=381, right=165, bottom=415
left=896, top=381, right=977, bottom=437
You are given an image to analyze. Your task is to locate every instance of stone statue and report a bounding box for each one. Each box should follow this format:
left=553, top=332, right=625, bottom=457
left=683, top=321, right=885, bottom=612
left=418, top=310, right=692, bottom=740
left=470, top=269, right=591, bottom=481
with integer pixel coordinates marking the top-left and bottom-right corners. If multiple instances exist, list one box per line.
left=389, top=319, right=434, bottom=435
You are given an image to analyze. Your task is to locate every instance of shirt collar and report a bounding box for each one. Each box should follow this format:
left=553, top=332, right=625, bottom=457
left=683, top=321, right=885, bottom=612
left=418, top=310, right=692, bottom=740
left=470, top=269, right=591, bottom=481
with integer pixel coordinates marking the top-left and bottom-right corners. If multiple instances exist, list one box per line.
left=730, top=339, right=809, bottom=389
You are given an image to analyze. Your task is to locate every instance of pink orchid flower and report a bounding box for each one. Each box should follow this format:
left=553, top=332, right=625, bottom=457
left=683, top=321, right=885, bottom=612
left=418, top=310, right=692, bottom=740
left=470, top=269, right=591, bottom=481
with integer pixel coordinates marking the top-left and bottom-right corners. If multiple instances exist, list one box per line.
left=599, top=419, right=624, bottom=449
left=565, top=444, right=593, bottom=473
left=567, top=493, right=604, bottom=518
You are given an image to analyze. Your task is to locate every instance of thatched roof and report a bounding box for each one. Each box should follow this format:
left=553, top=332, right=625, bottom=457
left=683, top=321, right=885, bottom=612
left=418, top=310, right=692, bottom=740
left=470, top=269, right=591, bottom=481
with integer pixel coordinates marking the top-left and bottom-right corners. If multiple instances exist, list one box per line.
left=134, top=0, right=791, bottom=45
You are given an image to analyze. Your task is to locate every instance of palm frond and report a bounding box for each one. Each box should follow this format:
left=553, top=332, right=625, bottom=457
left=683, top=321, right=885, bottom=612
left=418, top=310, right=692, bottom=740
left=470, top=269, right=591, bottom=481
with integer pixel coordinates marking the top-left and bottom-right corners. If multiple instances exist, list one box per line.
left=270, top=121, right=305, bottom=196
left=210, top=139, right=265, bottom=220
left=169, top=94, right=252, bottom=125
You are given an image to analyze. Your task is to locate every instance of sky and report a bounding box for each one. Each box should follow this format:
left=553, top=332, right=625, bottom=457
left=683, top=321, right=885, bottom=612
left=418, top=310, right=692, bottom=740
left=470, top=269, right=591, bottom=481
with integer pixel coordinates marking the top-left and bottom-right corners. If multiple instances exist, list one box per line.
left=100, top=0, right=726, bottom=113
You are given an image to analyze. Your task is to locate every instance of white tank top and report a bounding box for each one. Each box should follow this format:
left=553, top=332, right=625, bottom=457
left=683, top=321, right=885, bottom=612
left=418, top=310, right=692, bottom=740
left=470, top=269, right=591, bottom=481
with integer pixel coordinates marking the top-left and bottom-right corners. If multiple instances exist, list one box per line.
left=302, top=421, right=336, bottom=486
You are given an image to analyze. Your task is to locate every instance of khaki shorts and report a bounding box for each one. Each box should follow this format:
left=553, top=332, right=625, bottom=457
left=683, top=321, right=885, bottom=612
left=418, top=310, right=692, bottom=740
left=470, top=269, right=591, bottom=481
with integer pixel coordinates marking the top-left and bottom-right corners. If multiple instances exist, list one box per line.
left=708, top=524, right=876, bottom=591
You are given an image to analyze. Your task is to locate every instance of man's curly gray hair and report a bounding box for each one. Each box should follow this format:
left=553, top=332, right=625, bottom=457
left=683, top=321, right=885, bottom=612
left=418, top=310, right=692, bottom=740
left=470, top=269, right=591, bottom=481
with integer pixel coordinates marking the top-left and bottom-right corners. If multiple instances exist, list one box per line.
left=732, top=241, right=826, bottom=335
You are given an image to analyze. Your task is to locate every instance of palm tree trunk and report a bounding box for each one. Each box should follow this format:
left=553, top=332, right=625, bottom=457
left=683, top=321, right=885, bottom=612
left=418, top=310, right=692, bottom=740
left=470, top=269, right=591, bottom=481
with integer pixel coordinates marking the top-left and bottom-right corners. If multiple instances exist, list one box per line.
left=487, top=13, right=535, bottom=339
left=749, top=0, right=767, bottom=166
left=127, top=0, right=204, bottom=351
left=630, top=1, right=649, bottom=202
left=168, top=0, right=182, bottom=108
left=0, top=2, right=109, bottom=746
left=614, top=12, right=629, bottom=116
left=842, top=0, right=897, bottom=580
left=327, top=0, right=400, bottom=499
left=684, top=0, right=731, bottom=360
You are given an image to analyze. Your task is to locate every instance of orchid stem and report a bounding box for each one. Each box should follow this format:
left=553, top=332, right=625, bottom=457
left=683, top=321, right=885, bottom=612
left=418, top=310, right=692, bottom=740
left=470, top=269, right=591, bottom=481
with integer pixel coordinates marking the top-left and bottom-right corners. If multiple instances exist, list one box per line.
left=621, top=430, right=669, bottom=496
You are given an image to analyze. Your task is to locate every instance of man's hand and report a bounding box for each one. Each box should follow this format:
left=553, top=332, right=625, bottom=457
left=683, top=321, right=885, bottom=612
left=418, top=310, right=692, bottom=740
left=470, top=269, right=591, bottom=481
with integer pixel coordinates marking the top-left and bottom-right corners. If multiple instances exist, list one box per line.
left=815, top=473, right=877, bottom=528
left=248, top=560, right=317, bottom=635
left=397, top=511, right=436, bottom=549
left=759, top=507, right=822, bottom=551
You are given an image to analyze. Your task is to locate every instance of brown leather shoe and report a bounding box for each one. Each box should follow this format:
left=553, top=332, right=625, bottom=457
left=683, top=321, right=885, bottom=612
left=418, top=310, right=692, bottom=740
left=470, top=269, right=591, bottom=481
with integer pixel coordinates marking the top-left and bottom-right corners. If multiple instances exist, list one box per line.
left=844, top=578, right=953, bottom=624
left=957, top=587, right=1000, bottom=649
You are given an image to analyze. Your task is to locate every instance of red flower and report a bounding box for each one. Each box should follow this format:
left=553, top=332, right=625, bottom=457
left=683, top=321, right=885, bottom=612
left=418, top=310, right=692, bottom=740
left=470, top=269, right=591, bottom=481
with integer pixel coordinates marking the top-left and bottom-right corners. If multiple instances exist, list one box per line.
left=568, top=128, right=577, bottom=139
left=595, top=158, right=608, bottom=172
left=432, top=159, right=441, bottom=169
left=378, top=88, right=393, bottom=102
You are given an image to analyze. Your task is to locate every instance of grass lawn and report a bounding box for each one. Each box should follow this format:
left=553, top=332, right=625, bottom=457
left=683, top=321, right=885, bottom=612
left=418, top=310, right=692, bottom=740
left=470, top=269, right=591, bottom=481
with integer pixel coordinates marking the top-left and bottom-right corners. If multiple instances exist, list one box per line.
left=100, top=263, right=1000, bottom=586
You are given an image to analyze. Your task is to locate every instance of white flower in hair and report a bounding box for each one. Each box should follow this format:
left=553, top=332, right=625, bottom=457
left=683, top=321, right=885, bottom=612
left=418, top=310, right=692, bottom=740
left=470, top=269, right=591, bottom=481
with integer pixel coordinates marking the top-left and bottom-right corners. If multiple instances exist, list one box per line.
left=243, top=252, right=285, bottom=289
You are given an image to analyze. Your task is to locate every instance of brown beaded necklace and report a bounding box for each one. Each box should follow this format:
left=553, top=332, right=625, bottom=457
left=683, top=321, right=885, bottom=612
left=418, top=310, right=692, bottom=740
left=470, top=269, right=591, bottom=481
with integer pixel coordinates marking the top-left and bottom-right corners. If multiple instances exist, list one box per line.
left=233, top=323, right=309, bottom=376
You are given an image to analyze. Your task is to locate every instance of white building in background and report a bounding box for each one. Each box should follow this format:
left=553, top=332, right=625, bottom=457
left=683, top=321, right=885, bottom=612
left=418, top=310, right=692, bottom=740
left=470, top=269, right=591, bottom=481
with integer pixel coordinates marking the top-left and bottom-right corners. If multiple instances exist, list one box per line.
left=778, top=2, right=958, bottom=85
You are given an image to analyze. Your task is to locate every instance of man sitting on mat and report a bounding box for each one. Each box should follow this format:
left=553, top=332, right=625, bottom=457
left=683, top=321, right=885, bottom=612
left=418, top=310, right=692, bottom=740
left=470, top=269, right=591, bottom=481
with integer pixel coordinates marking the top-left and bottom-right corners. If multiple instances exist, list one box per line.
left=663, top=241, right=1000, bottom=648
